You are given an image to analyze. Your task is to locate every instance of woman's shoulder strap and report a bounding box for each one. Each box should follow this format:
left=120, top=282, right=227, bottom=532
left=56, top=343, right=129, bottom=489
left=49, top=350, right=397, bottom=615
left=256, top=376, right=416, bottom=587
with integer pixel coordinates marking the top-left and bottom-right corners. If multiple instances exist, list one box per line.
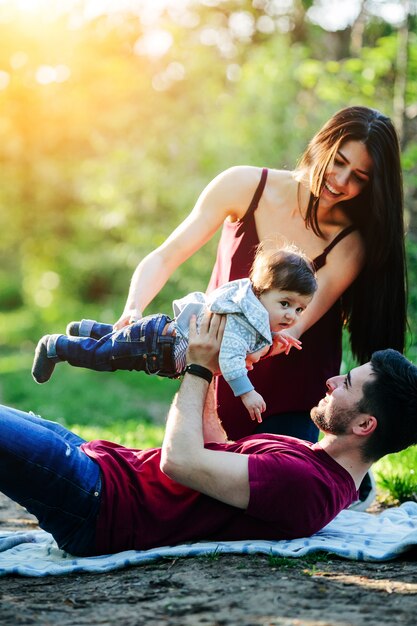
left=313, top=224, right=356, bottom=270
left=324, top=224, right=356, bottom=254
left=243, top=168, right=268, bottom=220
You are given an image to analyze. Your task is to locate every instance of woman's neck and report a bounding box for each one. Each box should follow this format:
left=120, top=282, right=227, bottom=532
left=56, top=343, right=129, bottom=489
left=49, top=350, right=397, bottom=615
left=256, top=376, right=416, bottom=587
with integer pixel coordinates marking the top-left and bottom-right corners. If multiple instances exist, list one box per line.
left=298, top=182, right=351, bottom=236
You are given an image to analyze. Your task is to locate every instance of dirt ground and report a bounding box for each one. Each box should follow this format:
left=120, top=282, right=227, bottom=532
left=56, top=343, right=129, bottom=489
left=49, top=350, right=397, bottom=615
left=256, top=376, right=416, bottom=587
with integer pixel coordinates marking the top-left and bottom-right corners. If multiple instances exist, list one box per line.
left=1, top=494, right=417, bottom=626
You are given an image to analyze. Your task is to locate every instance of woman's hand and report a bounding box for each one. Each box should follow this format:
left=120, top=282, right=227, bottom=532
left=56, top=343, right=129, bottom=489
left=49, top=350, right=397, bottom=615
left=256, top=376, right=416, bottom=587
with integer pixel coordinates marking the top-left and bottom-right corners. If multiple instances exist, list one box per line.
left=113, top=308, right=143, bottom=331
left=269, top=327, right=302, bottom=357
left=272, top=330, right=302, bottom=356
left=115, top=167, right=263, bottom=333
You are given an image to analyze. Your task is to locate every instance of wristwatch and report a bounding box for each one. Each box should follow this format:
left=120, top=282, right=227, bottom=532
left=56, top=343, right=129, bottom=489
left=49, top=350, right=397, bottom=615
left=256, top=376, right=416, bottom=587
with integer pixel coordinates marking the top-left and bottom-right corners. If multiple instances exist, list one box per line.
left=184, top=363, right=213, bottom=384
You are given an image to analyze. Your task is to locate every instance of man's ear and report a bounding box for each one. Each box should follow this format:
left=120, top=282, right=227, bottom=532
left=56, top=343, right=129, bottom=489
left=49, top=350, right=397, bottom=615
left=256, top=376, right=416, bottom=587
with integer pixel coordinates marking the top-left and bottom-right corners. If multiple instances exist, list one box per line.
left=352, top=414, right=377, bottom=437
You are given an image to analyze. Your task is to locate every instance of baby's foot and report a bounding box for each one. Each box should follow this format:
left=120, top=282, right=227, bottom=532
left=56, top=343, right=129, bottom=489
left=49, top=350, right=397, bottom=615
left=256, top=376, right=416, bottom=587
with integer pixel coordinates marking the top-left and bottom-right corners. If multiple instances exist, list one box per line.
left=32, top=335, right=58, bottom=383
left=66, top=321, right=81, bottom=336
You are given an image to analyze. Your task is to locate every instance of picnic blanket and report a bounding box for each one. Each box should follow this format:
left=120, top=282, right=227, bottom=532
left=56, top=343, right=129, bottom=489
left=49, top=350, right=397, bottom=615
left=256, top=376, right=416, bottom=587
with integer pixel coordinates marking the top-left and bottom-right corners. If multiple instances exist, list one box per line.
left=1, top=502, right=417, bottom=577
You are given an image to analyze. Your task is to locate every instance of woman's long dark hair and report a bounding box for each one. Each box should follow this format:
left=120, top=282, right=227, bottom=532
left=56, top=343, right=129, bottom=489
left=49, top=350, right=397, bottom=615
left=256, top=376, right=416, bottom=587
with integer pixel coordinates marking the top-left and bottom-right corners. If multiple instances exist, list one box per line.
left=297, top=106, right=407, bottom=363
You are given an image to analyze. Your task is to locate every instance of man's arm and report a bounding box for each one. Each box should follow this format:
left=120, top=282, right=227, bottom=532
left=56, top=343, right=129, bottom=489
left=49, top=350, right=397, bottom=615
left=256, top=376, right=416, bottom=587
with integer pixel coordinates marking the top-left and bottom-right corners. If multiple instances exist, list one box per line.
left=202, top=381, right=229, bottom=443
left=160, top=313, right=250, bottom=509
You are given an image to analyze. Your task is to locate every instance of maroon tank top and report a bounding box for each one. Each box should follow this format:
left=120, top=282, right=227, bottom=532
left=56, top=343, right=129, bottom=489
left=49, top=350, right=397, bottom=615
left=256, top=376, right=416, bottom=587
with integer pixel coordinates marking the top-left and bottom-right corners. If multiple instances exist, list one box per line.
left=207, top=168, right=355, bottom=441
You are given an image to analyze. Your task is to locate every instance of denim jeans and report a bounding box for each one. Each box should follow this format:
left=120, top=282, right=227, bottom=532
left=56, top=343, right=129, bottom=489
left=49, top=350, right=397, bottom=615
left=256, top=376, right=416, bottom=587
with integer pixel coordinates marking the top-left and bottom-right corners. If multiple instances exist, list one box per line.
left=76, top=319, right=114, bottom=339
left=254, top=411, right=319, bottom=442
left=49, top=314, right=178, bottom=377
left=0, top=405, right=101, bottom=556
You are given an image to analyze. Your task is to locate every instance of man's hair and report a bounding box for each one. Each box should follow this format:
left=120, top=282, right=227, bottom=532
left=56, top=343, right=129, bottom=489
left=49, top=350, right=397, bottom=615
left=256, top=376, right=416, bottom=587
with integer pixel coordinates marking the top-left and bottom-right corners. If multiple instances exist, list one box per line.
left=250, top=242, right=317, bottom=298
left=358, top=349, right=417, bottom=461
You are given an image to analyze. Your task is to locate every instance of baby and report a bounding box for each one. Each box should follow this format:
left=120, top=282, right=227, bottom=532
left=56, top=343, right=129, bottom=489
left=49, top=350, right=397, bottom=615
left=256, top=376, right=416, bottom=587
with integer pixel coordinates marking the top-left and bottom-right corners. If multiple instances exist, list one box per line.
left=32, top=243, right=317, bottom=421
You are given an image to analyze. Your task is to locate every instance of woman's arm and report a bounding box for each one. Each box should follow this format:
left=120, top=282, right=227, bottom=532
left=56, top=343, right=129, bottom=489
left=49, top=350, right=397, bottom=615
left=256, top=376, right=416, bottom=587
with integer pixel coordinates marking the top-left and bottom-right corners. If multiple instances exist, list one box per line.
left=114, top=166, right=264, bottom=329
left=270, top=230, right=365, bottom=353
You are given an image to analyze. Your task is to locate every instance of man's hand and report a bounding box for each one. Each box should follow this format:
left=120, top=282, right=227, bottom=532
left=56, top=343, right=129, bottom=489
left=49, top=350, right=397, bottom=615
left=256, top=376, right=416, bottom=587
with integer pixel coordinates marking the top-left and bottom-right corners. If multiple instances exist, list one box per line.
left=187, top=312, right=226, bottom=375
left=240, top=390, right=266, bottom=422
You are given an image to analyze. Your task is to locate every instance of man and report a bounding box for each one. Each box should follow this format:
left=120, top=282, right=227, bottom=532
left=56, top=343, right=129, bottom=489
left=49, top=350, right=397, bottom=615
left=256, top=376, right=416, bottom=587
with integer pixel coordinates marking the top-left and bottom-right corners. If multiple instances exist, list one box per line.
left=1, top=313, right=416, bottom=556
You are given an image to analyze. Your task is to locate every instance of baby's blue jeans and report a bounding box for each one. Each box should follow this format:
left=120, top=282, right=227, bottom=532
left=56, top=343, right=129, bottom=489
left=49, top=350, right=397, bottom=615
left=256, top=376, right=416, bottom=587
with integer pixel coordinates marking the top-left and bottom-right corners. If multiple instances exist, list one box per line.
left=48, top=314, right=178, bottom=377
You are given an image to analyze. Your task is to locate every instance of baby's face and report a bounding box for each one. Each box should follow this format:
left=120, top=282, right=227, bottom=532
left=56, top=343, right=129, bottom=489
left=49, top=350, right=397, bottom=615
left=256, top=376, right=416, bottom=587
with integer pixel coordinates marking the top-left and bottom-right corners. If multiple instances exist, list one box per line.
left=259, top=289, right=313, bottom=332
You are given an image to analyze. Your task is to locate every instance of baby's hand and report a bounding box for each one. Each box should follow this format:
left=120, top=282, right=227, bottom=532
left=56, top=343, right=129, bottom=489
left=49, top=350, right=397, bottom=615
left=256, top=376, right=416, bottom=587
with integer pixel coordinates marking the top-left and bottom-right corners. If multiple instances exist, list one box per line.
left=240, top=390, right=266, bottom=423
left=273, top=330, right=302, bottom=356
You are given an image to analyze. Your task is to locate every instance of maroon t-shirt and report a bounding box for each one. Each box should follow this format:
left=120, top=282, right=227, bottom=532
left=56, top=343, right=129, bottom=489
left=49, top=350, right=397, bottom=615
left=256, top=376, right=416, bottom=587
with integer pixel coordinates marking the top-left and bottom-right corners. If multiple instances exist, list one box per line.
left=81, top=436, right=357, bottom=555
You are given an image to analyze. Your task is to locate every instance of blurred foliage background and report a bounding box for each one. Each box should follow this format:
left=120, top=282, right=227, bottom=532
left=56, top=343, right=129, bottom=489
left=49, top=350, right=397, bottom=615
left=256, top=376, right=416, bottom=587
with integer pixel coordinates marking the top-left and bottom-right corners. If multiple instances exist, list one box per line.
left=0, top=0, right=417, bottom=468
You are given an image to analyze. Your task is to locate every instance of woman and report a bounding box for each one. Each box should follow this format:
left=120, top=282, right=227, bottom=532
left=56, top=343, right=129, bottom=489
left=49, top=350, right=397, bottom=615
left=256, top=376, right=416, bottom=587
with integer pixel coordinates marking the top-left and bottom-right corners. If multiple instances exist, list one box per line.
left=115, top=106, right=407, bottom=445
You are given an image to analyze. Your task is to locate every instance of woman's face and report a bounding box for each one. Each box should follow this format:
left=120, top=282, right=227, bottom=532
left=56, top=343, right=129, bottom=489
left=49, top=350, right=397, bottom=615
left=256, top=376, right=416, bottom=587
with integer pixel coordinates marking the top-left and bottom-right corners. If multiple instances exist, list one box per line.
left=319, top=140, right=373, bottom=210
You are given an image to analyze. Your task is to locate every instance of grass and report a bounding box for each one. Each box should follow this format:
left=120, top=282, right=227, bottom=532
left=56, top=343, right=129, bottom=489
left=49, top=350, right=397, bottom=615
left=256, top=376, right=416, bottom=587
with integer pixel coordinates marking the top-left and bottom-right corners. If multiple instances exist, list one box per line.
left=374, top=447, right=417, bottom=504
left=267, top=551, right=331, bottom=571
left=267, top=553, right=299, bottom=569
left=200, top=547, right=222, bottom=561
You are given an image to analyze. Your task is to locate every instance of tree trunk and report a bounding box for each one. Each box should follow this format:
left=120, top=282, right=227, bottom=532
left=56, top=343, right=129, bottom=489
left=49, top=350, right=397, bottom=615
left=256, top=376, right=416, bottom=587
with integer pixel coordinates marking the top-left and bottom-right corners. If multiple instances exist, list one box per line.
left=350, top=0, right=366, bottom=57
left=393, top=5, right=410, bottom=145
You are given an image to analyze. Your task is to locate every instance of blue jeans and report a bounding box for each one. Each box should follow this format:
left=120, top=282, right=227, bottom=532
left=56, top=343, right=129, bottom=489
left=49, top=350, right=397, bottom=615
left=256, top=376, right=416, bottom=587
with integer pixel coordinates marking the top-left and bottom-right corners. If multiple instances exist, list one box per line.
left=0, top=405, right=101, bottom=556
left=49, top=314, right=178, bottom=377
left=254, top=411, right=319, bottom=442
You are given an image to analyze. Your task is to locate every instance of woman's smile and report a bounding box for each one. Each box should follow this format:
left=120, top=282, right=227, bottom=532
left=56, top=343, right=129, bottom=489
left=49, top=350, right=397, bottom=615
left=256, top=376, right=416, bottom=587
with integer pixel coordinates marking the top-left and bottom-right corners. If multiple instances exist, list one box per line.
left=323, top=181, right=343, bottom=197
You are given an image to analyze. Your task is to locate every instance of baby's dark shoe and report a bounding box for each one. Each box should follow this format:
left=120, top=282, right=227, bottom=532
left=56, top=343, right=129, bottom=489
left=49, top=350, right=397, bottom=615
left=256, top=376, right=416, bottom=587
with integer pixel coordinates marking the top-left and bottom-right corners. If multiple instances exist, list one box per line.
left=66, top=321, right=80, bottom=336
left=32, top=335, right=59, bottom=384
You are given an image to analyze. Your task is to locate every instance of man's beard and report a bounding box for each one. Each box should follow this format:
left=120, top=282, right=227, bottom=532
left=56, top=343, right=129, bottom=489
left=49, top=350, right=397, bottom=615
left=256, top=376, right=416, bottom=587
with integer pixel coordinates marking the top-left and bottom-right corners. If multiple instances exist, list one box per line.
left=310, top=405, right=357, bottom=436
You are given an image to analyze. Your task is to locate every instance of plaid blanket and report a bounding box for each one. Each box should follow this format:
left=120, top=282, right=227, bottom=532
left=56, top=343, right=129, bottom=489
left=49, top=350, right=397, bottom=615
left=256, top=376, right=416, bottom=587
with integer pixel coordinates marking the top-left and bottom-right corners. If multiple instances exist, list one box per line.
left=1, top=502, right=416, bottom=577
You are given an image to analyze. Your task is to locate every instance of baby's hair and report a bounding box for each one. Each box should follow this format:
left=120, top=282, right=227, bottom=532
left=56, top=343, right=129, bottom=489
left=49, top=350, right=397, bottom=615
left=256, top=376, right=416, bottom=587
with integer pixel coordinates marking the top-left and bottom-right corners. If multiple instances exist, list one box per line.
left=250, top=242, right=317, bottom=297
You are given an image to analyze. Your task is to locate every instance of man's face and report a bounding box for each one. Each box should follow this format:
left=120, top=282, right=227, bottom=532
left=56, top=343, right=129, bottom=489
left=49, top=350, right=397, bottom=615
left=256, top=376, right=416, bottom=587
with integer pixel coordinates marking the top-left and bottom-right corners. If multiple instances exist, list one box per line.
left=311, top=363, right=374, bottom=435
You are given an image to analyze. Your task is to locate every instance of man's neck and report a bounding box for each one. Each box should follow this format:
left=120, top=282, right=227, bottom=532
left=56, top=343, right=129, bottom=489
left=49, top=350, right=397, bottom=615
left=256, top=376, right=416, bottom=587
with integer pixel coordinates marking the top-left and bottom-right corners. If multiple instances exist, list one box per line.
left=318, top=434, right=372, bottom=489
